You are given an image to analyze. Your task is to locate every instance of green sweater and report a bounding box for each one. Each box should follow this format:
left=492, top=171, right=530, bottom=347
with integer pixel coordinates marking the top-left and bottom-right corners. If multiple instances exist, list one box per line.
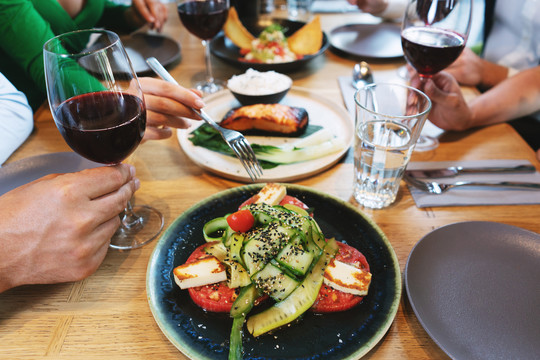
left=0, top=0, right=135, bottom=110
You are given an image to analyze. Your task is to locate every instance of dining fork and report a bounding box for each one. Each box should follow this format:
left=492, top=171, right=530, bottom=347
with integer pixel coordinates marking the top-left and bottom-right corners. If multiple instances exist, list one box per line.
left=145, top=57, right=263, bottom=181
left=403, top=174, right=540, bottom=194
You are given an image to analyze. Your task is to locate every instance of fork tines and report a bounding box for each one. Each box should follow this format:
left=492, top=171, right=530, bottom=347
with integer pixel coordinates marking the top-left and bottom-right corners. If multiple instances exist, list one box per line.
left=231, top=140, right=263, bottom=181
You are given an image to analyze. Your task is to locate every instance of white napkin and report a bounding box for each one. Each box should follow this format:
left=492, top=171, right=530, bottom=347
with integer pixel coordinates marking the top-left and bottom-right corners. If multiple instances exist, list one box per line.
left=406, top=159, right=540, bottom=207
left=312, top=0, right=359, bottom=13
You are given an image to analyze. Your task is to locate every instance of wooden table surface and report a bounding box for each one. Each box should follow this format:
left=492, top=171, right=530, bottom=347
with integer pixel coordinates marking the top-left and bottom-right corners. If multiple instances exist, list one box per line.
left=1, top=4, right=539, bottom=359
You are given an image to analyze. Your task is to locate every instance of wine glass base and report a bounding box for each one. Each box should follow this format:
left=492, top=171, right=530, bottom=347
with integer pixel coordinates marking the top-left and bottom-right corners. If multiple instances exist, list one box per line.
left=414, top=135, right=439, bottom=152
left=109, top=205, right=164, bottom=250
left=195, top=80, right=224, bottom=95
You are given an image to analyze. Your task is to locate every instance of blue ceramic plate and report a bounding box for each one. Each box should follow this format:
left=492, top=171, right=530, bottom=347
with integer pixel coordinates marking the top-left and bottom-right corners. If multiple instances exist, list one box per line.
left=147, top=184, right=401, bottom=359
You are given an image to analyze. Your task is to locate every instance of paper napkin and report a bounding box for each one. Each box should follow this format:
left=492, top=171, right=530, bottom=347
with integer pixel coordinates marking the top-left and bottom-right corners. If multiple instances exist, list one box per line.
left=406, top=159, right=540, bottom=207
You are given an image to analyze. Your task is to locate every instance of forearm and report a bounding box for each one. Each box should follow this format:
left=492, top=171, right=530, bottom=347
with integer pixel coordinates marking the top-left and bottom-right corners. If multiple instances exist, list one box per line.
left=478, top=59, right=511, bottom=89
left=469, top=67, right=540, bottom=126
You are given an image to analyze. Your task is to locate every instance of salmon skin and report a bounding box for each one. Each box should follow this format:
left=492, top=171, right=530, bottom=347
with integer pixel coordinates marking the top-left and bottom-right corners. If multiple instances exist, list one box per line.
left=221, top=104, right=309, bottom=136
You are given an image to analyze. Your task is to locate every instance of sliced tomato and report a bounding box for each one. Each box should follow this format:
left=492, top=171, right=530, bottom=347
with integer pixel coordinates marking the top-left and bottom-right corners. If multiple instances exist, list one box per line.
left=184, top=242, right=267, bottom=313
left=310, top=241, right=370, bottom=313
left=239, top=194, right=309, bottom=210
left=279, top=195, right=309, bottom=210
left=227, top=209, right=255, bottom=232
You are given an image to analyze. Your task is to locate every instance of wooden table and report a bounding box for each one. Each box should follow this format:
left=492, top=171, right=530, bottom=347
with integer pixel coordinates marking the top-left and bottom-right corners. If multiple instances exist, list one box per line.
left=1, top=4, right=539, bottom=359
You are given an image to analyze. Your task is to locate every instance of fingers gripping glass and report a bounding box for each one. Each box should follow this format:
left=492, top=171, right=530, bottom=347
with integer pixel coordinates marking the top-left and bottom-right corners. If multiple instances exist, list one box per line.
left=43, top=29, right=164, bottom=250
left=401, top=0, right=472, bottom=151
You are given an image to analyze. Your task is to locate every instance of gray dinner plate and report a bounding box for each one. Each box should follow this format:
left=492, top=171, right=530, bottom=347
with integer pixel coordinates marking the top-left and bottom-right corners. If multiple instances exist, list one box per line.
left=121, top=33, right=181, bottom=76
left=329, top=23, right=403, bottom=60
left=0, top=152, right=100, bottom=196
left=405, top=221, right=540, bottom=359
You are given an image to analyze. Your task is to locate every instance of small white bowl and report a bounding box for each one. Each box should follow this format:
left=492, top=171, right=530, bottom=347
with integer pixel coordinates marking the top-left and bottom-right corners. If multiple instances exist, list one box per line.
left=227, top=69, right=292, bottom=106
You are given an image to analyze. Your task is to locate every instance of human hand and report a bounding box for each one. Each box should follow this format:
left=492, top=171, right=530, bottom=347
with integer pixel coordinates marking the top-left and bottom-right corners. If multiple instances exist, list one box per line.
left=128, top=0, right=168, bottom=31
left=0, top=164, right=139, bottom=292
left=138, top=77, right=204, bottom=140
left=411, top=71, right=473, bottom=131
left=346, top=0, right=388, bottom=14
left=445, top=48, right=485, bottom=86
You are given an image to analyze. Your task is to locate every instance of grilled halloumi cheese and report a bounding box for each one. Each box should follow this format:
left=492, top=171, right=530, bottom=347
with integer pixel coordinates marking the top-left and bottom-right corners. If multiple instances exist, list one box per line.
left=221, top=104, right=309, bottom=136
left=253, top=183, right=287, bottom=205
left=173, top=256, right=227, bottom=289
left=323, top=259, right=372, bottom=296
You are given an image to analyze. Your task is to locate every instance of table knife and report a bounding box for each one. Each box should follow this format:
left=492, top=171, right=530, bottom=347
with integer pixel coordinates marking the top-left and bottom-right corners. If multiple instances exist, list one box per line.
left=405, top=164, right=536, bottom=178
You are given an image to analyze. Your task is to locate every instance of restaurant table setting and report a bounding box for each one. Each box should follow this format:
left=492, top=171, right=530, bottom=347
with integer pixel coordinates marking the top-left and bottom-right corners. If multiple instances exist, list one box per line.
left=1, top=2, right=539, bottom=360
left=405, top=159, right=540, bottom=207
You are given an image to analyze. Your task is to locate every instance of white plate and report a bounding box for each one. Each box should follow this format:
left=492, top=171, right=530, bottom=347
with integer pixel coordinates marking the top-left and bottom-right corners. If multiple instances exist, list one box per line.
left=405, top=221, right=540, bottom=359
left=177, top=88, right=353, bottom=182
left=0, top=152, right=100, bottom=196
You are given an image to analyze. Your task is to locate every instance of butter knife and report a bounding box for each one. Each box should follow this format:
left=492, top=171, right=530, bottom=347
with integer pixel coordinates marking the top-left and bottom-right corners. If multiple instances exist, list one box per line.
left=405, top=164, right=536, bottom=178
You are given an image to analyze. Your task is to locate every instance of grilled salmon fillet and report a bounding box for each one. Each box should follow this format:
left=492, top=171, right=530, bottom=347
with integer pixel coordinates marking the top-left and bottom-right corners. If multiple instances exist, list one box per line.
left=220, top=104, right=309, bottom=136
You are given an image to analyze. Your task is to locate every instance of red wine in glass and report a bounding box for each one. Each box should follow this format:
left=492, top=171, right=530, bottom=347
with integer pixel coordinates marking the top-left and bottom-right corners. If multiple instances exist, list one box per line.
left=55, top=92, right=146, bottom=164
left=177, top=1, right=228, bottom=40
left=176, top=0, right=229, bottom=94
left=401, top=27, right=465, bottom=78
left=44, top=29, right=164, bottom=250
left=401, top=0, right=472, bottom=151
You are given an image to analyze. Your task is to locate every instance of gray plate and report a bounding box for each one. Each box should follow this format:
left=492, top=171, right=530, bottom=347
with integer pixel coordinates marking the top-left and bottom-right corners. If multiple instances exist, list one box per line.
left=405, top=221, right=540, bottom=359
left=329, top=23, right=403, bottom=60
left=120, top=33, right=181, bottom=76
left=0, top=152, right=100, bottom=196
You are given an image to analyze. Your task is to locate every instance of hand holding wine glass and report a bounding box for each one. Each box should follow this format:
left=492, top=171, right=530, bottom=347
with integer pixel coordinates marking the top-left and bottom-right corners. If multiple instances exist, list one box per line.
left=176, top=0, right=230, bottom=94
left=43, top=29, right=164, bottom=250
left=401, top=0, right=472, bottom=151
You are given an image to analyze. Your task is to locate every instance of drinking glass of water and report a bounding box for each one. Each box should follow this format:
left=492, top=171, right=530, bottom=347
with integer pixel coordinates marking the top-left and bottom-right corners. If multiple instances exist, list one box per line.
left=353, top=83, right=431, bottom=209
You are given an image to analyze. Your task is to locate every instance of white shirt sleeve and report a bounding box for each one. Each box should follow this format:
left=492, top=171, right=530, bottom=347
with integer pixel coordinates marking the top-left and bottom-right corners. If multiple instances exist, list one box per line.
left=0, top=73, right=34, bottom=166
left=377, top=0, right=408, bottom=20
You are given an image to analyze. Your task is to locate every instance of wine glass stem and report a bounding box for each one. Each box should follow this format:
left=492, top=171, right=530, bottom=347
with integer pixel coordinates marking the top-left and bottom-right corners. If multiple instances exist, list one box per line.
left=202, top=40, right=214, bottom=84
left=121, top=200, right=143, bottom=230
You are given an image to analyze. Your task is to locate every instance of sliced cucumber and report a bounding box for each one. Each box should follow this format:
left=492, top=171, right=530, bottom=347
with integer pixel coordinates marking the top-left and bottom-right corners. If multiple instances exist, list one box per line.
left=223, top=259, right=251, bottom=289
left=275, top=235, right=315, bottom=277
left=251, top=262, right=299, bottom=302
left=283, top=203, right=309, bottom=217
left=202, top=217, right=229, bottom=242
left=246, top=238, right=339, bottom=337
left=242, top=222, right=290, bottom=275
left=230, top=284, right=260, bottom=318
left=204, top=241, right=228, bottom=262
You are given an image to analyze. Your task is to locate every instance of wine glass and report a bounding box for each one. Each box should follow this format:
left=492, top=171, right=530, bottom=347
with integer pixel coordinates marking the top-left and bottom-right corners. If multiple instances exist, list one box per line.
left=176, top=0, right=230, bottom=94
left=401, top=0, right=472, bottom=151
left=43, top=29, right=164, bottom=250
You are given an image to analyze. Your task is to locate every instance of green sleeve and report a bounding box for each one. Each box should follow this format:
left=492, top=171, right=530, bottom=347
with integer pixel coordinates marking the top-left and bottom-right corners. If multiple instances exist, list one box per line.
left=0, top=0, right=62, bottom=108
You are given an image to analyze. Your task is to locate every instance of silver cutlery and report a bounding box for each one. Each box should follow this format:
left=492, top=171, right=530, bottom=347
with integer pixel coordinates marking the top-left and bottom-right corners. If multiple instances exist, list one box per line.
left=145, top=57, right=263, bottom=181
left=405, top=164, right=536, bottom=178
left=352, top=61, right=374, bottom=90
left=403, top=173, right=540, bottom=194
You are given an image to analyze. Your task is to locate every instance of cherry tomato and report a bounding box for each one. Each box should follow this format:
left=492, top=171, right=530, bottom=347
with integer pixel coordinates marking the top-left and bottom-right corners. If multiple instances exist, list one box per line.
left=226, top=209, right=255, bottom=233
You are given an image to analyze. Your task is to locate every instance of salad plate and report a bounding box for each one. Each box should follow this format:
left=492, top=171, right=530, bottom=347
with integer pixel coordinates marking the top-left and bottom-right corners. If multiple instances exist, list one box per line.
left=147, top=183, right=402, bottom=359
left=210, top=18, right=329, bottom=72
left=405, top=221, right=540, bottom=360
left=176, top=87, right=353, bottom=182
left=0, top=152, right=100, bottom=196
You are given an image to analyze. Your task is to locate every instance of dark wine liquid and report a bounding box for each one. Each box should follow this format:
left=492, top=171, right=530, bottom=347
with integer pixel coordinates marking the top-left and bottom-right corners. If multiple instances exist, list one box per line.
left=401, top=27, right=465, bottom=77
left=177, top=1, right=228, bottom=40
left=55, top=92, right=146, bottom=164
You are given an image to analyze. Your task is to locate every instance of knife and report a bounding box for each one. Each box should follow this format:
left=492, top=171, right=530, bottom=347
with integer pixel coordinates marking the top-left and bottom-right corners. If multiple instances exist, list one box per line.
left=405, top=164, right=536, bottom=178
